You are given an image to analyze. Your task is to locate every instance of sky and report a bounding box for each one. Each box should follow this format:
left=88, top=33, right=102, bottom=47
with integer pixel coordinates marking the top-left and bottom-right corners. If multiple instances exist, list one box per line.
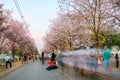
left=0, top=0, right=59, bottom=52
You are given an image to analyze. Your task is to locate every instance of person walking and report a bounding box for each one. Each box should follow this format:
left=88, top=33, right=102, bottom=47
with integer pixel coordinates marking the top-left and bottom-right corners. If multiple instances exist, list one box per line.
left=24, top=54, right=28, bottom=64
left=103, top=46, right=111, bottom=74
left=115, top=53, right=119, bottom=68
left=5, top=54, right=12, bottom=69
left=41, top=52, right=44, bottom=64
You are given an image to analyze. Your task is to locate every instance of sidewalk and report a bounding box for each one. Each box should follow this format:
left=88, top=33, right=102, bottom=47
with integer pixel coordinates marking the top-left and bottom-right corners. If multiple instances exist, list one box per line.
left=0, top=61, right=24, bottom=79
left=58, top=59, right=120, bottom=80
left=77, top=62, right=120, bottom=79
left=109, top=68, right=120, bottom=79
left=93, top=65, right=120, bottom=80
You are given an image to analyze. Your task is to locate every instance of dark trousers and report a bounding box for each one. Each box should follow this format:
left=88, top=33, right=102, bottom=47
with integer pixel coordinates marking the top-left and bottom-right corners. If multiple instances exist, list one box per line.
left=6, top=61, right=12, bottom=69
left=46, top=66, right=58, bottom=71
left=41, top=58, right=44, bottom=64
left=116, top=60, right=119, bottom=68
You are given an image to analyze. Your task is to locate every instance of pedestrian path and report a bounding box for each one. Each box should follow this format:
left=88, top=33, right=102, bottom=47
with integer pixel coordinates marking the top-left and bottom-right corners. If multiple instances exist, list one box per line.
left=76, top=63, right=120, bottom=80
left=88, top=65, right=120, bottom=80
left=0, top=61, right=68, bottom=80
left=0, top=61, right=23, bottom=79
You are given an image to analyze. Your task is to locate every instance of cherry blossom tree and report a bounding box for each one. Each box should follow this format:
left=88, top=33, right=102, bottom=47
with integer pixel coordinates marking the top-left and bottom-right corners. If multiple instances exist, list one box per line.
left=58, top=0, right=119, bottom=59
left=0, top=4, right=11, bottom=53
left=0, top=4, right=37, bottom=57
left=111, top=0, right=120, bottom=27
left=42, top=13, right=91, bottom=52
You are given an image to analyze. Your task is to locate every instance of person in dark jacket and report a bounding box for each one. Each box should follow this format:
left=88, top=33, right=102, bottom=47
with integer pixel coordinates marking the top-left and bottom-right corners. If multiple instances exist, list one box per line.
left=115, top=53, right=119, bottom=68
left=51, top=52, right=56, bottom=61
left=41, top=52, right=44, bottom=64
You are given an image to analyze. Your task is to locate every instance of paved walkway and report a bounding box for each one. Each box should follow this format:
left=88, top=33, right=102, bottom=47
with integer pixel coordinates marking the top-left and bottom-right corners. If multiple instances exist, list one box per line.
left=0, top=61, right=68, bottom=80
left=0, top=61, right=24, bottom=78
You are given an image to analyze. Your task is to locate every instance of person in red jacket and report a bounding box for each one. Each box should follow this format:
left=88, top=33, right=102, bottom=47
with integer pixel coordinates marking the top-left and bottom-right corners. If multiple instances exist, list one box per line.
left=48, top=59, right=54, bottom=67
left=46, top=59, right=58, bottom=70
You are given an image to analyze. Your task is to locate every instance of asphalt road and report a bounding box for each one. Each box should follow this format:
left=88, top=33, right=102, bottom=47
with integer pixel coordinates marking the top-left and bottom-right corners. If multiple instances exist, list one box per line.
left=0, top=61, right=68, bottom=80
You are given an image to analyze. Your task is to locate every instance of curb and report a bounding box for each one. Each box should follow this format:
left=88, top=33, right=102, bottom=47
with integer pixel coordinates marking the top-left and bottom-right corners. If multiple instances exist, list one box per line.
left=0, top=63, right=24, bottom=79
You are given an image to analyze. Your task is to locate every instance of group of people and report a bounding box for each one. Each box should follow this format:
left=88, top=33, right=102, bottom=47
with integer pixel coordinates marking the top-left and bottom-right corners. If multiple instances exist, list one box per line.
left=19, top=54, right=33, bottom=63
left=40, top=52, right=58, bottom=71
left=43, top=47, right=119, bottom=72
left=5, top=53, right=33, bottom=69
left=103, top=46, right=119, bottom=74
left=85, top=46, right=119, bottom=74
left=46, top=52, right=58, bottom=70
left=4, top=47, right=119, bottom=73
